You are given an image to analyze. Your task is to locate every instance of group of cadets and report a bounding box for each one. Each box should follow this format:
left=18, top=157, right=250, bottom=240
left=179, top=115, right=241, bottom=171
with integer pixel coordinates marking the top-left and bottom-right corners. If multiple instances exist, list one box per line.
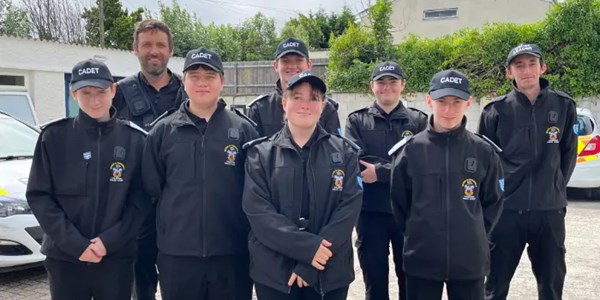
left=26, top=19, right=577, bottom=300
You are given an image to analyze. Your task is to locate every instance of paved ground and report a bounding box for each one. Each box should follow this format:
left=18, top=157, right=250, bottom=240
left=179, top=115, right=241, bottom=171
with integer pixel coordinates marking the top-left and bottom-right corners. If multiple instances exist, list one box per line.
left=2, top=199, right=599, bottom=300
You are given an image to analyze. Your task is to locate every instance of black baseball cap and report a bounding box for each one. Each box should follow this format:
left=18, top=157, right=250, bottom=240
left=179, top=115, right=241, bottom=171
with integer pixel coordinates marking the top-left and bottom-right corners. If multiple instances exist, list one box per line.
left=372, top=61, right=404, bottom=80
left=275, top=38, right=309, bottom=59
left=183, top=48, right=223, bottom=73
left=286, top=71, right=326, bottom=94
left=70, top=59, right=114, bottom=91
left=429, top=70, right=471, bottom=100
left=506, top=43, right=542, bottom=66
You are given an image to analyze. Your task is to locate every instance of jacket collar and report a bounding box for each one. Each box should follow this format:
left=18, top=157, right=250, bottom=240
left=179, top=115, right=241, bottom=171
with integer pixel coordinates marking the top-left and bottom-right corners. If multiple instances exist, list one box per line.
left=273, top=123, right=329, bottom=150
left=510, top=77, right=550, bottom=106
left=368, top=101, right=409, bottom=119
left=171, top=99, right=226, bottom=127
left=75, top=106, right=117, bottom=132
left=426, top=115, right=468, bottom=140
left=275, top=79, right=283, bottom=96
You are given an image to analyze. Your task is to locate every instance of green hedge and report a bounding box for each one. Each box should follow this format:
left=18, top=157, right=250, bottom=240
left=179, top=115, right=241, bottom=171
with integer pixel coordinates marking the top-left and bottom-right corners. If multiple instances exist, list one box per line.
left=328, top=0, right=600, bottom=99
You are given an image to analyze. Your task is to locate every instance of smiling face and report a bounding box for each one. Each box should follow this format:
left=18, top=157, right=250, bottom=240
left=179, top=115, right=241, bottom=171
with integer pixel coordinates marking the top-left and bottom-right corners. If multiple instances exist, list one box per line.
left=71, top=84, right=116, bottom=121
left=134, top=30, right=172, bottom=77
left=427, top=95, right=472, bottom=132
left=282, top=82, right=325, bottom=130
left=371, top=75, right=406, bottom=107
left=274, top=54, right=312, bottom=87
left=507, top=54, right=547, bottom=91
left=183, top=65, right=224, bottom=109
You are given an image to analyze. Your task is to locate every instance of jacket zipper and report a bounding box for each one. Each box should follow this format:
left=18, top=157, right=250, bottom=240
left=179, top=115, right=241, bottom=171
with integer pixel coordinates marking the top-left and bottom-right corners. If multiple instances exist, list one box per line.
left=445, top=136, right=451, bottom=280
left=528, top=106, right=537, bottom=210
left=91, top=127, right=102, bottom=238
left=200, top=127, right=207, bottom=257
left=307, top=147, right=325, bottom=297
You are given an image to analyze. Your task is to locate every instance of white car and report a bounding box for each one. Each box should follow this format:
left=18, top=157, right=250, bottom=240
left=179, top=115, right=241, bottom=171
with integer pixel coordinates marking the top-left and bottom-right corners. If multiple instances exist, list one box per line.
left=567, top=108, right=600, bottom=197
left=0, top=111, right=45, bottom=272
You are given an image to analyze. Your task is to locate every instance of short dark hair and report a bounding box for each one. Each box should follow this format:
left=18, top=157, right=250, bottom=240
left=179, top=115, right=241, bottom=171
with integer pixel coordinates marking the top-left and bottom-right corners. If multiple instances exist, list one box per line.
left=133, top=19, right=174, bottom=52
left=183, top=65, right=224, bottom=80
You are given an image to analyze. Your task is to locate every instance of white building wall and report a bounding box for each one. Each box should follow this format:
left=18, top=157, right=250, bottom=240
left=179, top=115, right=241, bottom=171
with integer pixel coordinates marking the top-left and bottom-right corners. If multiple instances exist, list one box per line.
left=0, top=35, right=184, bottom=123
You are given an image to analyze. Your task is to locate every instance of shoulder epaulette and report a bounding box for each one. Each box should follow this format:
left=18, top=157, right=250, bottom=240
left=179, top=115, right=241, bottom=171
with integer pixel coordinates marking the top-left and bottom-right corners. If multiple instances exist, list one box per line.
left=242, top=136, right=268, bottom=150
left=125, top=121, right=148, bottom=135
left=555, top=90, right=576, bottom=104
left=247, top=94, right=269, bottom=107
left=348, top=106, right=369, bottom=116
left=388, top=135, right=413, bottom=156
left=408, top=107, right=428, bottom=119
left=336, top=135, right=361, bottom=153
left=40, top=117, right=70, bottom=130
left=475, top=133, right=502, bottom=153
left=483, top=95, right=507, bottom=109
left=148, top=108, right=176, bottom=128
left=231, top=107, right=258, bottom=127
left=325, top=97, right=339, bottom=110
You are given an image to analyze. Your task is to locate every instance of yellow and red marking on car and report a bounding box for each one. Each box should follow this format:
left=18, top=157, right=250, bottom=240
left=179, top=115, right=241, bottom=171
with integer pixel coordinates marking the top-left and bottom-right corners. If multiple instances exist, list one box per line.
left=577, top=134, right=599, bottom=163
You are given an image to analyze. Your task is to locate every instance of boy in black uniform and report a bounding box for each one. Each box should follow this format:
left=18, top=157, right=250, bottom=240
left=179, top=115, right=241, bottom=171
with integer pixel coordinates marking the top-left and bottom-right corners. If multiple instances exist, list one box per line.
left=246, top=37, right=340, bottom=137
left=390, top=70, right=504, bottom=300
left=478, top=44, right=577, bottom=300
left=243, top=71, right=363, bottom=300
left=344, top=61, right=427, bottom=300
left=112, top=19, right=184, bottom=300
left=27, top=59, right=150, bottom=300
left=142, top=48, right=259, bottom=300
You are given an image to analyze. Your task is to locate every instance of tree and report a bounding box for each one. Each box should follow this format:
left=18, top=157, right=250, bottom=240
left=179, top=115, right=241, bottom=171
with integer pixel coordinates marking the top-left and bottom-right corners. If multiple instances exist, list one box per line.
left=0, top=0, right=30, bottom=38
left=237, top=12, right=278, bottom=61
left=82, top=0, right=144, bottom=49
left=21, top=0, right=86, bottom=44
left=280, top=6, right=356, bottom=50
left=157, top=0, right=202, bottom=57
left=367, top=0, right=394, bottom=60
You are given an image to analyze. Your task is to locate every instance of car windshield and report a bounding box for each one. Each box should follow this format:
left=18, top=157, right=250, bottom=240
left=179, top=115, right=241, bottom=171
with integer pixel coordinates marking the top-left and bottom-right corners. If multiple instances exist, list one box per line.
left=0, top=116, right=38, bottom=159
left=0, top=94, right=37, bottom=126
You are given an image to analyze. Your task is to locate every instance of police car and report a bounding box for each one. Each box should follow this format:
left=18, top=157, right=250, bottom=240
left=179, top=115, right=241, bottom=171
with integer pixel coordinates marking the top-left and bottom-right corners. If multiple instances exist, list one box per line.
left=0, top=111, right=44, bottom=272
left=567, top=108, right=600, bottom=198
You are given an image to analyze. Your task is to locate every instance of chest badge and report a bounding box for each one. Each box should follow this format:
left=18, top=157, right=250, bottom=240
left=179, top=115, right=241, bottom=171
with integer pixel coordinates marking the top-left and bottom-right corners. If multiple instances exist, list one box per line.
left=462, top=178, right=478, bottom=201
left=465, top=158, right=477, bottom=173
left=332, top=169, right=345, bottom=192
left=224, top=145, right=239, bottom=166
left=109, top=162, right=125, bottom=182
left=548, top=111, right=559, bottom=123
left=546, top=126, right=560, bottom=144
left=401, top=130, right=414, bottom=138
left=83, top=151, right=92, bottom=160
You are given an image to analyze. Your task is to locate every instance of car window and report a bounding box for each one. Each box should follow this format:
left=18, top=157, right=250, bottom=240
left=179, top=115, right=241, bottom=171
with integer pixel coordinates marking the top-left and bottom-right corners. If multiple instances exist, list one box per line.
left=0, top=117, right=38, bottom=158
left=574, top=115, right=594, bottom=136
left=0, top=94, right=37, bottom=126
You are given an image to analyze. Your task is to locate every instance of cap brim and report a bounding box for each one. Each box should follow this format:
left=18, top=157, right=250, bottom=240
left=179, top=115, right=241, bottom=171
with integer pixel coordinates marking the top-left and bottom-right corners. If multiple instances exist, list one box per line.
left=183, top=62, right=223, bottom=73
left=430, top=88, right=470, bottom=100
left=71, top=79, right=112, bottom=91
left=506, top=52, right=541, bottom=66
left=373, top=72, right=403, bottom=81
left=289, top=76, right=327, bottom=94
left=276, top=49, right=308, bottom=59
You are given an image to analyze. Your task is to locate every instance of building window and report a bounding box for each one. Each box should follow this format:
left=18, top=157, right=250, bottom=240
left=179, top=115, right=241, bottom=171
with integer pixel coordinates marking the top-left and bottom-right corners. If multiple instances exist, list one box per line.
left=0, top=75, right=25, bottom=87
left=423, top=8, right=458, bottom=20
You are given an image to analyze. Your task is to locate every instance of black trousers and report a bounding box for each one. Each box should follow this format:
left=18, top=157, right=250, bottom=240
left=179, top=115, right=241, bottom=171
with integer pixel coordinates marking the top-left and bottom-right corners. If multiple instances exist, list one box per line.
left=485, top=209, right=567, bottom=300
left=255, top=282, right=349, bottom=300
left=132, top=224, right=158, bottom=300
left=157, top=252, right=253, bottom=300
left=356, top=211, right=406, bottom=300
left=406, top=275, right=484, bottom=300
left=44, top=257, right=134, bottom=300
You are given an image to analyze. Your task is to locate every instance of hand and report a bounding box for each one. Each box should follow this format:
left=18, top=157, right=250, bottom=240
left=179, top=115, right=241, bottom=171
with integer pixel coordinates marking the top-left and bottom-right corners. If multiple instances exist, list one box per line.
left=78, top=245, right=102, bottom=263
left=359, top=160, right=377, bottom=183
left=89, top=237, right=107, bottom=257
left=311, top=240, right=333, bottom=270
left=288, top=272, right=309, bottom=287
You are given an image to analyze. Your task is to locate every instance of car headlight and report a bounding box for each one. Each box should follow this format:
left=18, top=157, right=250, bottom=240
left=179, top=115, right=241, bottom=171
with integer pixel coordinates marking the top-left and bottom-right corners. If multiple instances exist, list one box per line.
left=0, top=197, right=32, bottom=217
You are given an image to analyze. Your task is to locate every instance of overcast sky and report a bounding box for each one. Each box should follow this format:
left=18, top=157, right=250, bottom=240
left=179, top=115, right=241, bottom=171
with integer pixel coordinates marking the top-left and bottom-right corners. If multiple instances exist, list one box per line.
left=119, top=0, right=369, bottom=27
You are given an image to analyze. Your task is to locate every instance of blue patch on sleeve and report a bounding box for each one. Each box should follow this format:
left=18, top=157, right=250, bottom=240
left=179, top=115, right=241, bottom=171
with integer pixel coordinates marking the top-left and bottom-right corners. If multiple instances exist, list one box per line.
left=357, top=176, right=363, bottom=190
left=499, top=178, right=505, bottom=192
left=337, top=127, right=343, bottom=135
